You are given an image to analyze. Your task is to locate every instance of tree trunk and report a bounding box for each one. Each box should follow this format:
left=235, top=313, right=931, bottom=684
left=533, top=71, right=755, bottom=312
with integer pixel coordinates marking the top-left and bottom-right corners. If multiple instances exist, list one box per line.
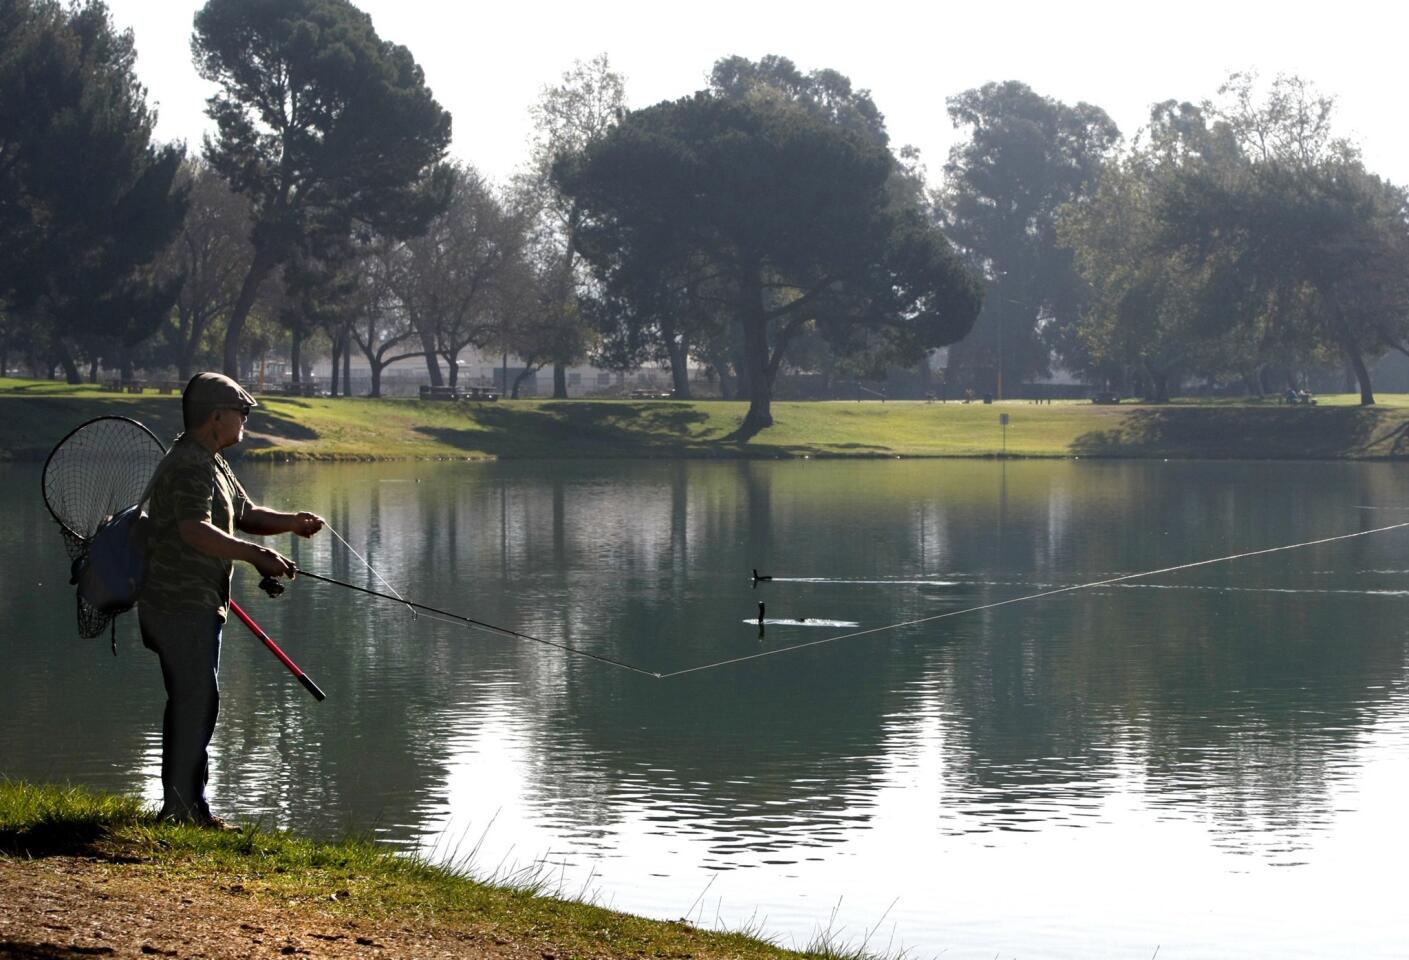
left=415, top=312, right=442, bottom=385
left=290, top=329, right=303, bottom=385
left=738, top=270, right=773, bottom=435
left=511, top=365, right=536, bottom=400
left=370, top=361, right=383, bottom=398
left=87, top=356, right=99, bottom=384
left=1343, top=343, right=1375, bottom=405
left=659, top=314, right=691, bottom=399
left=666, top=338, right=691, bottom=398
left=733, top=346, right=752, bottom=401
left=1330, top=298, right=1375, bottom=405
left=552, top=361, right=568, bottom=399
left=330, top=337, right=342, bottom=396
left=706, top=349, right=735, bottom=399
left=342, top=341, right=351, bottom=396
left=222, top=247, right=276, bottom=378
left=55, top=339, right=81, bottom=384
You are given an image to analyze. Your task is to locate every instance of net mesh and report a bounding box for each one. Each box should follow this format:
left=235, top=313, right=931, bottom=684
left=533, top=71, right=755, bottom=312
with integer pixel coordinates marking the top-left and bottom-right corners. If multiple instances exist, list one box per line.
left=41, top=417, right=166, bottom=639
left=76, top=583, right=109, bottom=639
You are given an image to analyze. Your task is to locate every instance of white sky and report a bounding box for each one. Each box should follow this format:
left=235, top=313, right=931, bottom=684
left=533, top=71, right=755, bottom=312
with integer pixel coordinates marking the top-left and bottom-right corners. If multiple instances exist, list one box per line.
left=106, top=0, right=1409, bottom=189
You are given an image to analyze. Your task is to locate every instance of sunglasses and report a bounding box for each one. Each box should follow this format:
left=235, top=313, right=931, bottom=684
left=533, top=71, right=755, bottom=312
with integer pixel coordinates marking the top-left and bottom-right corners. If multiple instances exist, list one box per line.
left=223, top=404, right=251, bottom=418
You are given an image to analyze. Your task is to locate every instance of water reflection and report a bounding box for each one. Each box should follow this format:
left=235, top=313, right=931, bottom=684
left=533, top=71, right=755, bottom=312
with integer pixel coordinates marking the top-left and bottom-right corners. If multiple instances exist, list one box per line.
left=4, top=458, right=1409, bottom=956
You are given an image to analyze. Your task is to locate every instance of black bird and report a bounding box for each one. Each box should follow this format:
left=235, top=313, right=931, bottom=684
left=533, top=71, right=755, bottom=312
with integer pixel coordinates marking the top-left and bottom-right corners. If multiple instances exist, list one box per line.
left=753, top=568, right=773, bottom=583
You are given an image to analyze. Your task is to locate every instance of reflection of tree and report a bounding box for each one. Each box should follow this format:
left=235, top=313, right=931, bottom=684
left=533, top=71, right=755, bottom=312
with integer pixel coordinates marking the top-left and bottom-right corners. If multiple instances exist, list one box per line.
left=925, top=461, right=1409, bottom=851
left=407, top=460, right=918, bottom=857
left=9, top=458, right=1409, bottom=859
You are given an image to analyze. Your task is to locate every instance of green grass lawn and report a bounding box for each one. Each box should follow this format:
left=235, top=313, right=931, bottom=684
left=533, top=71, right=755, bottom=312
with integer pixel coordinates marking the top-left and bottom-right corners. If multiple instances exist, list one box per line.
left=6, top=376, right=1409, bottom=460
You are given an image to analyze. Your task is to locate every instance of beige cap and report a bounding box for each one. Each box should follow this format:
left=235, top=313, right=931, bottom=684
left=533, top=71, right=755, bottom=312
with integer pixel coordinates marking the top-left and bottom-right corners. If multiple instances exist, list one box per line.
left=182, top=372, right=257, bottom=428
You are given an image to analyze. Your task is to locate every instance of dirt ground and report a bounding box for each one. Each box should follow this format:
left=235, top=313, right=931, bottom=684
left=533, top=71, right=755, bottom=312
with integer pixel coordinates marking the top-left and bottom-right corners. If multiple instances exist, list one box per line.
left=0, top=857, right=538, bottom=960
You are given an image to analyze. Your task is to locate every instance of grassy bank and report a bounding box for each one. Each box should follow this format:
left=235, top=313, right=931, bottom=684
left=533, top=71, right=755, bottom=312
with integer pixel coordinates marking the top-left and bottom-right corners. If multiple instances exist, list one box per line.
left=6, top=376, right=1409, bottom=460
left=0, top=780, right=831, bottom=960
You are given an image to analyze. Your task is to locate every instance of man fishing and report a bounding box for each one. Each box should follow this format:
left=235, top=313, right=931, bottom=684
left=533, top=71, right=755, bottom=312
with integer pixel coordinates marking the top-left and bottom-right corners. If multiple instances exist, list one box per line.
left=139, top=372, right=324, bottom=828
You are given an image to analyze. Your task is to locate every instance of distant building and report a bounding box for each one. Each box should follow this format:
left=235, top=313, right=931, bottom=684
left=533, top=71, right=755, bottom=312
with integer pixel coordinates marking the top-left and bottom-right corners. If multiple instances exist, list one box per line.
left=307, top=347, right=706, bottom=398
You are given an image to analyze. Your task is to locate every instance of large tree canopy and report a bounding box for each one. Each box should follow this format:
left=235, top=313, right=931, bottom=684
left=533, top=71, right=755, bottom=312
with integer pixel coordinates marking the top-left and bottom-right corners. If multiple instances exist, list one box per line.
left=937, top=80, right=1119, bottom=396
left=1059, top=74, right=1409, bottom=405
left=556, top=86, right=980, bottom=436
left=1057, top=102, right=1251, bottom=400
left=1, top=0, right=186, bottom=382
left=1156, top=154, right=1409, bottom=405
left=193, top=0, right=454, bottom=376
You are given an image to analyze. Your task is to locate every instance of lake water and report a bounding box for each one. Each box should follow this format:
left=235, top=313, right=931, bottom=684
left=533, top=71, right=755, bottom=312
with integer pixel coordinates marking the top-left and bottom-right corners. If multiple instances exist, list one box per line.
left=4, top=457, right=1409, bottom=958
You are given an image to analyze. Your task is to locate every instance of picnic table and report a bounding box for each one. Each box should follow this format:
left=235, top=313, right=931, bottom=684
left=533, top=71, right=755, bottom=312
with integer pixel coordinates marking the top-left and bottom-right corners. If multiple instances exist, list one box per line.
left=420, top=384, right=498, bottom=401
left=275, top=381, right=321, bottom=397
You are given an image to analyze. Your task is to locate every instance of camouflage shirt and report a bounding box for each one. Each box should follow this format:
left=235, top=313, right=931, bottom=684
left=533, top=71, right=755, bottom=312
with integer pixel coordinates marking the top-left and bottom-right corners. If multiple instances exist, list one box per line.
left=140, top=434, right=250, bottom=620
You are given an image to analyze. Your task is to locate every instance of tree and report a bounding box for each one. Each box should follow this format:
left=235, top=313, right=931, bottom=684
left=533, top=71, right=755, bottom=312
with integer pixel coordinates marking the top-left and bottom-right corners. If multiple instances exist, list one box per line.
left=157, top=159, right=257, bottom=379
left=1058, top=102, right=1250, bottom=400
left=517, top=53, right=626, bottom=397
left=1150, top=75, right=1406, bottom=405
left=396, top=167, right=526, bottom=387
left=1, top=0, right=186, bottom=382
left=193, top=0, right=454, bottom=377
left=709, top=54, right=887, bottom=145
left=558, top=88, right=981, bottom=437
left=937, top=81, right=1119, bottom=396
left=1158, top=157, right=1409, bottom=405
left=347, top=237, right=421, bottom=397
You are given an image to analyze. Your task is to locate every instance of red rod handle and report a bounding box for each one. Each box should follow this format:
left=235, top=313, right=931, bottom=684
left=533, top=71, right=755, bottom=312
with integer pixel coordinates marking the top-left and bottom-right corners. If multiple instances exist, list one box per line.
left=229, top=599, right=326, bottom=702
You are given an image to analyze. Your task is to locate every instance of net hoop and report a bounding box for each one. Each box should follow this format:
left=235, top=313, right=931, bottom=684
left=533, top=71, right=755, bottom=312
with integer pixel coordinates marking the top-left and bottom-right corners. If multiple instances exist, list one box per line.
left=41, top=416, right=167, bottom=639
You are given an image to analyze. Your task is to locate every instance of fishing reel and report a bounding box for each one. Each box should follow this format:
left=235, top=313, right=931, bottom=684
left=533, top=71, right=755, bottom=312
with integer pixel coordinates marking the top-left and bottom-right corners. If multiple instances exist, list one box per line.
left=259, top=575, right=286, bottom=598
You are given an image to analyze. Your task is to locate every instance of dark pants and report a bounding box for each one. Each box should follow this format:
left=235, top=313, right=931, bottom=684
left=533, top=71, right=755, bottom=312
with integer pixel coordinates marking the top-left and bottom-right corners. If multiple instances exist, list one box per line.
left=138, top=605, right=223, bottom=821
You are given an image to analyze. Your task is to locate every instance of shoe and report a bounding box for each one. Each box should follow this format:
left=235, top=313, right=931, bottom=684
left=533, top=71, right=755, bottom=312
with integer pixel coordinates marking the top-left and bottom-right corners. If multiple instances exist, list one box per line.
left=159, top=808, right=239, bottom=832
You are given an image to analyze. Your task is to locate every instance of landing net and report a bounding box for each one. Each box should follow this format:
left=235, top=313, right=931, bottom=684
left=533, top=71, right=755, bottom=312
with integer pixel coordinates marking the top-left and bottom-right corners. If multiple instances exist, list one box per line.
left=41, top=416, right=166, bottom=638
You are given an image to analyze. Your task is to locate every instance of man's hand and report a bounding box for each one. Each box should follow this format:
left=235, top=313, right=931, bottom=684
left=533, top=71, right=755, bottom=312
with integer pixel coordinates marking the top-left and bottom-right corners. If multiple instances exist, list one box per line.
left=293, top=512, right=325, bottom=538
left=250, top=545, right=297, bottom=580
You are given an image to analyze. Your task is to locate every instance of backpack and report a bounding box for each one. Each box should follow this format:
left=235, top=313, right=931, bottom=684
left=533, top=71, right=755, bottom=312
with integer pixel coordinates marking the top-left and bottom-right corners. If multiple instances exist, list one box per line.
left=75, top=502, right=153, bottom=615
left=69, top=479, right=156, bottom=653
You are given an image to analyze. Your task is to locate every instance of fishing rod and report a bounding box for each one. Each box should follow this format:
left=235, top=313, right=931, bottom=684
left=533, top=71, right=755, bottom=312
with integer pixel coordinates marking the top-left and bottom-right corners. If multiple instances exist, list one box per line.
left=230, top=599, right=326, bottom=701
left=294, top=568, right=662, bottom=679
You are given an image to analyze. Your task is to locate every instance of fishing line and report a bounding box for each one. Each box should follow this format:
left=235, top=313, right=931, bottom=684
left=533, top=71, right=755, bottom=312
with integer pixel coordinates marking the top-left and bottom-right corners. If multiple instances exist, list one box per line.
left=296, top=569, right=664, bottom=678
left=297, top=519, right=1409, bottom=680
left=656, top=520, right=1409, bottom=679
left=323, top=520, right=418, bottom=620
